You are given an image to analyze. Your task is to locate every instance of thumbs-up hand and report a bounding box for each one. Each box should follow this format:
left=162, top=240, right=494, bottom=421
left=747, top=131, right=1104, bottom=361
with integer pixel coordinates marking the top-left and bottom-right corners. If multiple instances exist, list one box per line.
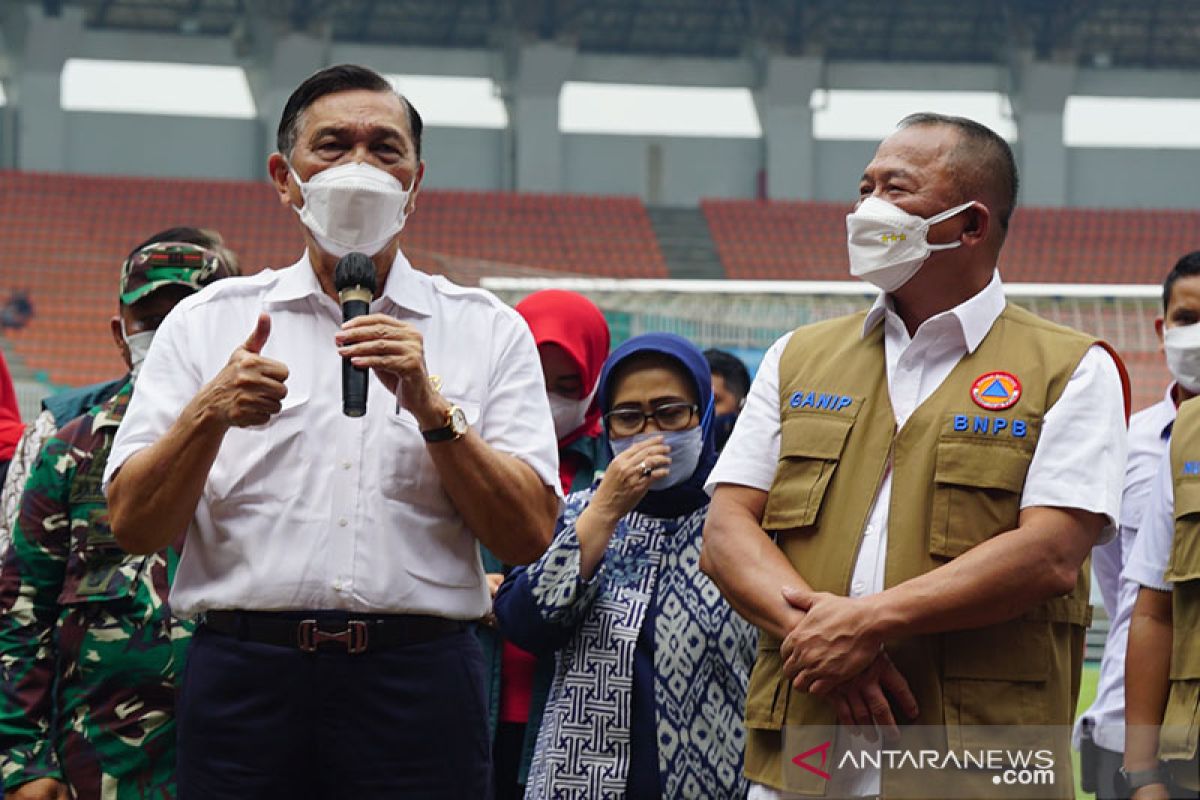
left=202, top=312, right=290, bottom=428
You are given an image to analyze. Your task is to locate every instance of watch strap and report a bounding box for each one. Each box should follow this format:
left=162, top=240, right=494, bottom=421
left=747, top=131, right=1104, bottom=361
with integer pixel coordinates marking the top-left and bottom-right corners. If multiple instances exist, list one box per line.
left=422, top=423, right=457, bottom=442
left=1121, top=766, right=1167, bottom=791
left=421, top=404, right=464, bottom=442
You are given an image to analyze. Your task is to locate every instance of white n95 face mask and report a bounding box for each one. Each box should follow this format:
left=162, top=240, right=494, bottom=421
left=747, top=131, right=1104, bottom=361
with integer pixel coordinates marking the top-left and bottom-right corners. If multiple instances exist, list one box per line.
left=291, top=162, right=415, bottom=257
left=1165, top=323, right=1200, bottom=394
left=846, top=196, right=975, bottom=293
left=121, top=320, right=156, bottom=382
left=549, top=384, right=598, bottom=440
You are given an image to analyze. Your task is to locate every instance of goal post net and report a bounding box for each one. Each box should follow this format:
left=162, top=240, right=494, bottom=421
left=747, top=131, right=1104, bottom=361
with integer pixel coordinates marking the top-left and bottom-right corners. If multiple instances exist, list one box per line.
left=481, top=277, right=1167, bottom=412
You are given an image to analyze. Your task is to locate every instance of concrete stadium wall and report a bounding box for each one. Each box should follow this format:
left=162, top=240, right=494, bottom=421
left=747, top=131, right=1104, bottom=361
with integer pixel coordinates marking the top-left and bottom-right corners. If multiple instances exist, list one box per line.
left=563, top=134, right=759, bottom=206
left=1068, top=148, right=1200, bottom=209
left=48, top=110, right=1200, bottom=211
left=65, top=112, right=262, bottom=179
left=419, top=127, right=506, bottom=192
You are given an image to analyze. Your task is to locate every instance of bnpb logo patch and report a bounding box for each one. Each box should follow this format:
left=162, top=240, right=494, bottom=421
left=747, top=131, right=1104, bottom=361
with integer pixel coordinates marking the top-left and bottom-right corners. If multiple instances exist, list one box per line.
left=970, top=371, right=1022, bottom=411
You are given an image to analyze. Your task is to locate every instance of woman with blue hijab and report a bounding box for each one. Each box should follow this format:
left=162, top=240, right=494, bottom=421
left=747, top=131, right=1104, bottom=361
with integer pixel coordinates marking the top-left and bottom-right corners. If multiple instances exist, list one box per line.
left=494, top=333, right=756, bottom=799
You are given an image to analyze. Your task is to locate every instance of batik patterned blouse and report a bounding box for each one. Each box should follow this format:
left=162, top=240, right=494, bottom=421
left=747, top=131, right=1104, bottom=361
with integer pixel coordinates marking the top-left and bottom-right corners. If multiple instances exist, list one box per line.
left=495, top=487, right=757, bottom=799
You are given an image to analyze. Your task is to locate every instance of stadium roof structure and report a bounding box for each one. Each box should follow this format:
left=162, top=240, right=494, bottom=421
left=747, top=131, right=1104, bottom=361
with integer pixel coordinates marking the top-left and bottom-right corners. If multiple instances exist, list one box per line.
left=56, top=0, right=1200, bottom=70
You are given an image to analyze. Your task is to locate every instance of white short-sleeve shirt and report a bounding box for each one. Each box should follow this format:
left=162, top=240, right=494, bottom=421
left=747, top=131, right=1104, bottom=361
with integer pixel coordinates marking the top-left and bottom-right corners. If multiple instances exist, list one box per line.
left=1125, top=448, right=1178, bottom=593
left=1076, top=387, right=1176, bottom=752
left=104, top=250, right=561, bottom=620
left=708, top=272, right=1128, bottom=798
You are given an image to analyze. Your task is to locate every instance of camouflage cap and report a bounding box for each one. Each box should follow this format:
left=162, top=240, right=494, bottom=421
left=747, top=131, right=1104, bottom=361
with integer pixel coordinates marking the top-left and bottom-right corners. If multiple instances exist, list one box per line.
left=119, top=241, right=239, bottom=306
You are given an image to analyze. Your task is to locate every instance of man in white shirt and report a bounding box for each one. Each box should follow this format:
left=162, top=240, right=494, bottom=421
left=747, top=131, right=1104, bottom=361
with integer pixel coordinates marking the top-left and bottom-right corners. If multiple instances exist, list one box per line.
left=701, top=113, right=1128, bottom=799
left=1075, top=253, right=1200, bottom=799
left=104, top=64, right=560, bottom=799
left=1122, top=428, right=1200, bottom=799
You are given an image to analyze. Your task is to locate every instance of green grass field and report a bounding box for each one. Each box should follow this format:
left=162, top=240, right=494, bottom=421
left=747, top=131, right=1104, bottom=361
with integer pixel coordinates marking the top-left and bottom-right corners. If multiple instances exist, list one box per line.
left=1074, top=664, right=1102, bottom=798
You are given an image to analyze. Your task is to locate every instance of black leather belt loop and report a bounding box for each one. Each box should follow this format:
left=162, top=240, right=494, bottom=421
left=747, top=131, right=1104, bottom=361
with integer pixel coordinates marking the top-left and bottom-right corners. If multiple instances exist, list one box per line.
left=201, top=610, right=468, bottom=654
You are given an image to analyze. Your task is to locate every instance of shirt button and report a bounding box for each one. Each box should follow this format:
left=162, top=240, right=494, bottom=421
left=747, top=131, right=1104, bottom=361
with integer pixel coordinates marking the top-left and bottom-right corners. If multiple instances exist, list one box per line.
left=333, top=579, right=345, bottom=591
left=852, top=581, right=865, bottom=594
left=338, top=518, right=348, bottom=528
left=342, top=461, right=352, bottom=470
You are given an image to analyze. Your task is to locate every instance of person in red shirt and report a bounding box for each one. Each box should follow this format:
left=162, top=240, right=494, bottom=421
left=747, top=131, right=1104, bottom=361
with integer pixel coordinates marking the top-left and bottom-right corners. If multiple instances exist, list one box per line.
left=0, top=352, right=24, bottom=482
left=480, top=289, right=611, bottom=800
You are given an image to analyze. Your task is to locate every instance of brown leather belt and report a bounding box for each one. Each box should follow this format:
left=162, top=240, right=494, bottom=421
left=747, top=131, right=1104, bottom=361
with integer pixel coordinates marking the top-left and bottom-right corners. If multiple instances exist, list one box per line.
left=201, top=609, right=468, bottom=654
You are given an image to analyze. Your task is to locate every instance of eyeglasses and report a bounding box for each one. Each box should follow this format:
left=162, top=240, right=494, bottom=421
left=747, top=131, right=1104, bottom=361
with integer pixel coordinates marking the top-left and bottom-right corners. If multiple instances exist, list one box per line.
left=604, top=402, right=698, bottom=437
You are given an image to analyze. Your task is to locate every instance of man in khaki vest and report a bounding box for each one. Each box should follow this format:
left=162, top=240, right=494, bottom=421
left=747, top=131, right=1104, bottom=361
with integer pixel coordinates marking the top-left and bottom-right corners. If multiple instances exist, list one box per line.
left=701, top=113, right=1129, bottom=799
left=1122, top=397, right=1200, bottom=798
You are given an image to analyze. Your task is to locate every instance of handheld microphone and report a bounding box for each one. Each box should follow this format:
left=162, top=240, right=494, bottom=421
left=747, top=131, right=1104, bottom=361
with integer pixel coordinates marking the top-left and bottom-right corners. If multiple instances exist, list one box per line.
left=334, top=253, right=377, bottom=418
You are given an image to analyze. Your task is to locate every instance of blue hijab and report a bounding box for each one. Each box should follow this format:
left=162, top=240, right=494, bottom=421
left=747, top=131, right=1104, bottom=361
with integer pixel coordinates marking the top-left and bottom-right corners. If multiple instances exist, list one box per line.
left=595, top=333, right=718, bottom=518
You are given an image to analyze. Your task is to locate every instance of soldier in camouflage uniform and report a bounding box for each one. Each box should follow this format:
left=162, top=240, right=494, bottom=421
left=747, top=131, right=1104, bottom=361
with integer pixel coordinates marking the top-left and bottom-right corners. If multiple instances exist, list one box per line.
left=0, top=232, right=239, bottom=800
left=0, top=227, right=241, bottom=555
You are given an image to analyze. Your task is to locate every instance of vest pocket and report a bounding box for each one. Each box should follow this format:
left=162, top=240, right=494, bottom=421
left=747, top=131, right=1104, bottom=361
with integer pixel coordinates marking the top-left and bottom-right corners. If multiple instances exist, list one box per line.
left=1160, top=679, right=1200, bottom=764
left=1168, top=479, right=1200, bottom=583
left=942, top=619, right=1052, bottom=744
left=744, top=636, right=790, bottom=730
left=930, top=438, right=1032, bottom=559
left=762, top=413, right=854, bottom=531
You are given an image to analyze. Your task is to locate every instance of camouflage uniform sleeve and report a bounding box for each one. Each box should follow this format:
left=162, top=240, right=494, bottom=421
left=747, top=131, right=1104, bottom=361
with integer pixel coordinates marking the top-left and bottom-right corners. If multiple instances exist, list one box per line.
left=0, top=433, right=73, bottom=788
left=0, top=412, right=56, bottom=555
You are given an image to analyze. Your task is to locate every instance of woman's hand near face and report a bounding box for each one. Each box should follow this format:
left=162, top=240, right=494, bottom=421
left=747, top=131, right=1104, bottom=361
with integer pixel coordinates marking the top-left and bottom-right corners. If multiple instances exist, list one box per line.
left=591, top=436, right=671, bottom=523
left=575, top=436, right=671, bottom=579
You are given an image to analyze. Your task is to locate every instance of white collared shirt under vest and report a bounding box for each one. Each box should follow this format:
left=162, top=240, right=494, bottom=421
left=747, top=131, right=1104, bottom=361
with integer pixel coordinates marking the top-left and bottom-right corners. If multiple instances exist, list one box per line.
left=708, top=271, right=1128, bottom=800
left=1126, top=426, right=1184, bottom=594
left=104, top=250, right=561, bottom=621
left=1076, top=385, right=1176, bottom=753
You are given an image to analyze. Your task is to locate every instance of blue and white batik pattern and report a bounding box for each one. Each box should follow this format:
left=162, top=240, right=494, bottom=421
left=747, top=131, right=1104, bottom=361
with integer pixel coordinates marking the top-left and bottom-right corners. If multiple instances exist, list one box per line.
left=524, top=488, right=757, bottom=799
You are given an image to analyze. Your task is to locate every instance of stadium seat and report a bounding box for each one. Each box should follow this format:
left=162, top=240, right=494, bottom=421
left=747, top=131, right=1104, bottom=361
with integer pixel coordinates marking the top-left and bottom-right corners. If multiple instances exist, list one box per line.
left=0, top=172, right=667, bottom=387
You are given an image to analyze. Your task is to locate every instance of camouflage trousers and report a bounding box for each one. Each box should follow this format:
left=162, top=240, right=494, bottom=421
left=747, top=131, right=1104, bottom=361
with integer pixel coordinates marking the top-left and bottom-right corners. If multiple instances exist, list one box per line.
left=53, top=602, right=192, bottom=800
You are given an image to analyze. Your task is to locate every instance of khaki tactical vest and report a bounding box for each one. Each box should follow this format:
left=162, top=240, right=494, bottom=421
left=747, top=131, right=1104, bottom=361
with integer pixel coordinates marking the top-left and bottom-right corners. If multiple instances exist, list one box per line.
left=1161, top=396, right=1200, bottom=790
left=746, top=304, right=1114, bottom=797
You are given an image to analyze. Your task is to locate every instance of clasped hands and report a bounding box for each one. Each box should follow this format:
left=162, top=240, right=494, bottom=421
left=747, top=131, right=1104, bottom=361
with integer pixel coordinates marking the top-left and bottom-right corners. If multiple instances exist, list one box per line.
left=779, top=587, right=918, bottom=741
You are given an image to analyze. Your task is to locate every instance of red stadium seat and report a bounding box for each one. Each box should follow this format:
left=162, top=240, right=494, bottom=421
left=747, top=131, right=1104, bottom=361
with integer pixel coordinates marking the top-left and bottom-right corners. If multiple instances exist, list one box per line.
left=702, top=199, right=1200, bottom=284
left=0, top=171, right=667, bottom=387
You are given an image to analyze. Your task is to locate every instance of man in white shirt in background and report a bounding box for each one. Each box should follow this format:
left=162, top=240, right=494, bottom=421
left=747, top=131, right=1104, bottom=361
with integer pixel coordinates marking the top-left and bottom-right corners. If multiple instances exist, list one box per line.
left=1075, top=252, right=1200, bottom=799
left=103, top=64, right=560, bottom=799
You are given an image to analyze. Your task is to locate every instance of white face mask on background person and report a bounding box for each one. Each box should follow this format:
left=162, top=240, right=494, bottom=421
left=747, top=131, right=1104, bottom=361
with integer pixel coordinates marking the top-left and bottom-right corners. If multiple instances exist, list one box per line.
left=291, top=161, right=415, bottom=257
left=610, top=426, right=705, bottom=490
left=846, top=196, right=975, bottom=292
left=1164, top=322, right=1200, bottom=393
left=549, top=384, right=598, bottom=440
left=121, top=320, right=156, bottom=382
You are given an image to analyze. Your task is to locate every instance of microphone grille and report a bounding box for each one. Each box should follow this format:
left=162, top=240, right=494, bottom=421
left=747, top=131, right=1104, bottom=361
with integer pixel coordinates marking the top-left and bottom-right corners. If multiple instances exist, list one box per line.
left=334, top=252, right=377, bottom=293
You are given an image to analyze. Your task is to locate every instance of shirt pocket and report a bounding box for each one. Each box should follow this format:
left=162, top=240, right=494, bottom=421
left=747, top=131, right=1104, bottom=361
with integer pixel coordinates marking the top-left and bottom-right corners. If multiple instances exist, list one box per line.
left=60, top=508, right=146, bottom=604
left=380, top=398, right=482, bottom=511
left=929, top=437, right=1033, bottom=560
left=761, top=411, right=854, bottom=531
left=205, top=393, right=312, bottom=504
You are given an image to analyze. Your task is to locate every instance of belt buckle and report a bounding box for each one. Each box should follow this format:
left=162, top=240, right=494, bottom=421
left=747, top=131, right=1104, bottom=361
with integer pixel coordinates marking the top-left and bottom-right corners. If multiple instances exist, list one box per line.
left=297, top=619, right=369, bottom=654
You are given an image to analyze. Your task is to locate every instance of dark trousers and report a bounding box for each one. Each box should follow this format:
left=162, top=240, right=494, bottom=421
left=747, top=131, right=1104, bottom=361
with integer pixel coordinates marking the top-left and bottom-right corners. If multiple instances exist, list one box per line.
left=492, top=721, right=527, bottom=800
left=1081, top=741, right=1126, bottom=800
left=176, top=623, right=491, bottom=799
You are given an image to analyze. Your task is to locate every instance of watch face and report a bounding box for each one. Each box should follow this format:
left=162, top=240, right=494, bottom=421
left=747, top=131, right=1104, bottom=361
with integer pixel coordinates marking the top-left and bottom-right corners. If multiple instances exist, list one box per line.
left=450, top=406, right=468, bottom=435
